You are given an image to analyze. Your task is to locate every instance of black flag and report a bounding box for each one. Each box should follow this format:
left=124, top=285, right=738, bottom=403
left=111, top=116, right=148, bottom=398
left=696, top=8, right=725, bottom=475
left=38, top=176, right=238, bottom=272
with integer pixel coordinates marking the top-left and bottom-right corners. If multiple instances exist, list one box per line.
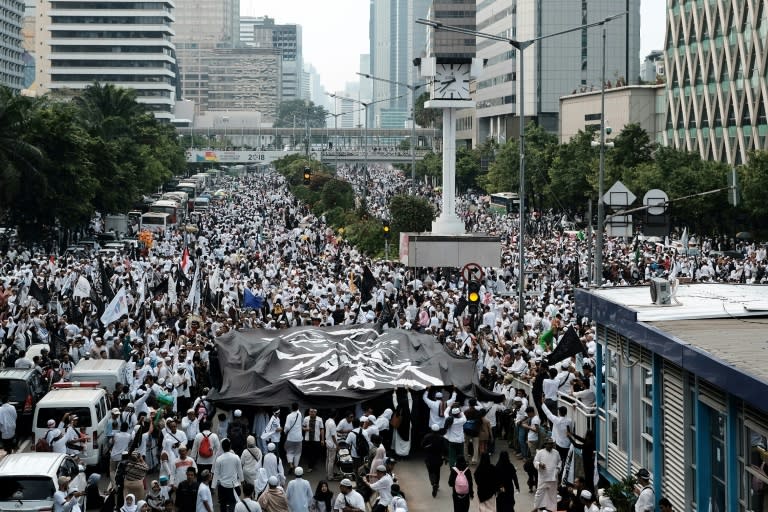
left=29, top=279, right=49, bottom=305
left=544, top=325, right=587, bottom=366
left=360, top=265, right=376, bottom=304
left=99, top=258, right=114, bottom=301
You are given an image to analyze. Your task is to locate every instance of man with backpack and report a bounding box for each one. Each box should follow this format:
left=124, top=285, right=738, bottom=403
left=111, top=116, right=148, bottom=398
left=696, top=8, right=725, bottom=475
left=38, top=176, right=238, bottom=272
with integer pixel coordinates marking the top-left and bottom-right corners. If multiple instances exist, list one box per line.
left=448, top=456, right=474, bottom=512
left=344, top=418, right=368, bottom=474
left=191, top=420, right=220, bottom=475
left=634, top=468, right=655, bottom=511
left=36, top=419, right=62, bottom=452
left=462, top=399, right=481, bottom=465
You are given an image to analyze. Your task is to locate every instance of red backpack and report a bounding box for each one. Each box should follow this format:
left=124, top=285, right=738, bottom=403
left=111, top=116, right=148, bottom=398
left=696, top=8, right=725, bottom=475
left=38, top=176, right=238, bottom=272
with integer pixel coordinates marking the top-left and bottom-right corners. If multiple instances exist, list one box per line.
left=199, top=433, right=214, bottom=458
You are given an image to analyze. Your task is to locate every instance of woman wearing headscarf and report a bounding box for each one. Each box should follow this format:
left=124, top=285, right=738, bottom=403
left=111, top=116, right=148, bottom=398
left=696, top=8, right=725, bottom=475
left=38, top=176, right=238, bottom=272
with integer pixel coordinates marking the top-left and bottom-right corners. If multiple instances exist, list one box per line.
left=158, top=451, right=173, bottom=487
left=367, top=434, right=387, bottom=482
left=391, top=388, right=412, bottom=457
left=448, top=456, right=474, bottom=512
left=495, top=451, right=520, bottom=511
left=145, top=481, right=163, bottom=512
left=312, top=481, right=333, bottom=512
left=123, top=452, right=148, bottom=500
left=241, top=435, right=263, bottom=484
left=135, top=500, right=149, bottom=512
left=474, top=453, right=497, bottom=512
left=120, top=494, right=137, bottom=512
left=84, top=474, right=104, bottom=510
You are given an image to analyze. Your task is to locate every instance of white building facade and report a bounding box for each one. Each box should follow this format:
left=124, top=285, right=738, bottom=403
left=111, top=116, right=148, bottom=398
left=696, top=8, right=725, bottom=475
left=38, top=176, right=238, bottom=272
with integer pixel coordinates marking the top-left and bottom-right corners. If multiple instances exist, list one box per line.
left=0, top=0, right=24, bottom=92
left=33, top=0, right=178, bottom=119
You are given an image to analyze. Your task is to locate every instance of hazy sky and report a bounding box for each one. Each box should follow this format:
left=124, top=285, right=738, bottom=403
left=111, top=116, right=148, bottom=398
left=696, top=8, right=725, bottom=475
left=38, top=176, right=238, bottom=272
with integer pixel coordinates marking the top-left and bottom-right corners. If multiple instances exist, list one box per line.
left=241, top=0, right=667, bottom=94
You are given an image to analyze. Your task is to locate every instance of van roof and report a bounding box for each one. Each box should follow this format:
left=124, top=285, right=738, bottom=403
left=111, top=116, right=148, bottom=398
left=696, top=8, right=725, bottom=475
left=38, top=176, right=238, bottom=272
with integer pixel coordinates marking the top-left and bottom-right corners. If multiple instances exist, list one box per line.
left=0, top=368, right=38, bottom=380
left=0, top=452, right=68, bottom=476
left=37, top=387, right=107, bottom=406
left=72, top=359, right=126, bottom=372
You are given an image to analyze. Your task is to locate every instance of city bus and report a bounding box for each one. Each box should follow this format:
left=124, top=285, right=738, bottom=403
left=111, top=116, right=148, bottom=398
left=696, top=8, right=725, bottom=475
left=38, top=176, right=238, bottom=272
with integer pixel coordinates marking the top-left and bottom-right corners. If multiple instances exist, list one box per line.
left=489, top=192, right=520, bottom=214
left=139, top=212, right=170, bottom=234
left=149, top=199, right=181, bottom=228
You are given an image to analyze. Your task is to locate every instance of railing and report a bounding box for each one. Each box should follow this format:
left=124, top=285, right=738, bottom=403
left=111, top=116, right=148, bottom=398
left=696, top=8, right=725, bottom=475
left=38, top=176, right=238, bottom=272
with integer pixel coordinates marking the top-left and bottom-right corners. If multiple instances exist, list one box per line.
left=506, top=374, right=596, bottom=437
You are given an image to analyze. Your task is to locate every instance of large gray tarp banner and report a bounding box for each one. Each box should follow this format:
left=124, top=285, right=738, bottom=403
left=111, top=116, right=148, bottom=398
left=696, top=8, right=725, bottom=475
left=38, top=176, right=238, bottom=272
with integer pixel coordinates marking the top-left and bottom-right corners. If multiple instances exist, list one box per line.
left=208, top=324, right=487, bottom=408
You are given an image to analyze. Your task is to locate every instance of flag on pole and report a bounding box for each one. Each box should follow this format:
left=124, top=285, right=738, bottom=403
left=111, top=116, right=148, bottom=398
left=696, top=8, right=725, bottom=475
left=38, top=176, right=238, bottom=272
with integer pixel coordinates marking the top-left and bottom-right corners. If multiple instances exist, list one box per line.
left=544, top=326, right=587, bottom=365
left=181, top=247, right=191, bottom=275
left=73, top=276, right=92, bottom=299
left=186, top=265, right=200, bottom=312
left=168, top=273, right=177, bottom=304
left=100, top=287, right=129, bottom=325
left=243, top=288, right=263, bottom=309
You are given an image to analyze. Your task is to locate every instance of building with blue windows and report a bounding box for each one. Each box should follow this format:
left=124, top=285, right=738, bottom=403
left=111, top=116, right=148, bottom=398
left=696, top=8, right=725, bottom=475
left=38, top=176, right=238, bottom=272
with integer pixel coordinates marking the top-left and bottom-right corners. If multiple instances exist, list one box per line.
left=576, top=283, right=768, bottom=511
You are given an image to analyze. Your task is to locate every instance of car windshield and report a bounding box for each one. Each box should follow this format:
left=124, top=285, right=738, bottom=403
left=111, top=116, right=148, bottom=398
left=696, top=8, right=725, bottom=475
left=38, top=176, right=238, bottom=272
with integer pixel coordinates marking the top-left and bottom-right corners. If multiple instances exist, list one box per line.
left=36, top=407, right=93, bottom=428
left=0, top=476, right=55, bottom=501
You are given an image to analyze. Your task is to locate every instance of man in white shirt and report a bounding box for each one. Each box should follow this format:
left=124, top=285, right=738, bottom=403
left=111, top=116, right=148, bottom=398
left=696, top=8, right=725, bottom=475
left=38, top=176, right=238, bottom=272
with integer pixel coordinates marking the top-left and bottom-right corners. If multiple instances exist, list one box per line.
left=442, top=407, right=466, bottom=467
left=181, top=409, right=200, bottom=448
left=0, top=395, right=18, bottom=453
left=532, top=437, right=561, bottom=512
left=283, top=403, right=303, bottom=474
left=324, top=414, right=338, bottom=481
left=196, top=470, right=213, bottom=512
left=191, top=421, right=220, bottom=474
left=332, top=479, right=366, bottom=512
left=233, top=482, right=261, bottom=512
left=362, top=465, right=393, bottom=512
left=301, top=408, right=324, bottom=473
left=162, top=418, right=187, bottom=466
left=109, top=423, right=132, bottom=486
left=634, top=468, right=655, bottom=511
left=212, top=438, right=243, bottom=512
left=423, top=388, right=456, bottom=429
left=522, top=406, right=540, bottom=457
left=541, top=403, right=574, bottom=463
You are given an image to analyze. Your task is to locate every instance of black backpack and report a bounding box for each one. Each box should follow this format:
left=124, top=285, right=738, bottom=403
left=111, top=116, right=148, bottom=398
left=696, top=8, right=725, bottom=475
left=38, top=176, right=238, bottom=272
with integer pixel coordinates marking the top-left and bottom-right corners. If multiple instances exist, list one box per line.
left=354, top=428, right=369, bottom=458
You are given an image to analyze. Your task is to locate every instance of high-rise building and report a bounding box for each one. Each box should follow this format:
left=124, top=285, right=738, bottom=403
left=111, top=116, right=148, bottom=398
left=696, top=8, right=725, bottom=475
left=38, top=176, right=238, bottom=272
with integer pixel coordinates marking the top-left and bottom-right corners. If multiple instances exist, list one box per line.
left=662, top=0, right=768, bottom=165
left=427, top=0, right=476, bottom=59
left=240, top=16, right=303, bottom=102
left=173, top=0, right=238, bottom=113
left=33, top=0, right=178, bottom=119
left=206, top=48, right=281, bottom=117
left=369, top=0, right=431, bottom=128
left=0, top=0, right=24, bottom=92
left=473, top=0, right=640, bottom=141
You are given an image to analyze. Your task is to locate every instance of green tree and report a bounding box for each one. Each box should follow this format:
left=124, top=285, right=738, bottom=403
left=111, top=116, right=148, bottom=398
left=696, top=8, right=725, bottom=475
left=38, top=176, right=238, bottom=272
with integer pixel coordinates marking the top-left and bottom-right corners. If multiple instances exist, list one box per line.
left=456, top=146, right=481, bottom=192
left=415, top=151, right=442, bottom=180
left=320, top=178, right=355, bottom=212
left=73, top=82, right=146, bottom=139
left=0, top=87, right=44, bottom=211
left=549, top=130, right=597, bottom=212
left=610, top=122, right=655, bottom=170
left=740, top=150, right=768, bottom=219
left=523, top=123, right=559, bottom=210
left=479, top=138, right=518, bottom=193
left=414, top=92, right=442, bottom=128
left=389, top=195, right=435, bottom=233
left=274, top=100, right=329, bottom=128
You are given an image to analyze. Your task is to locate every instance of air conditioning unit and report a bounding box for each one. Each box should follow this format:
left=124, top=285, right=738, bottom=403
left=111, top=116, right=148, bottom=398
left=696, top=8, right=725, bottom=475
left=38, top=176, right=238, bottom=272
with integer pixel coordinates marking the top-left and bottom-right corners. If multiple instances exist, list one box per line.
left=650, top=277, right=672, bottom=305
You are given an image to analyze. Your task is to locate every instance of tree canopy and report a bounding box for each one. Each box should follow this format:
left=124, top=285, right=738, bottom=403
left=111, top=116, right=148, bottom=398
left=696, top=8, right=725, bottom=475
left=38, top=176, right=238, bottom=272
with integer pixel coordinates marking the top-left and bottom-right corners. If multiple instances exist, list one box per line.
left=0, top=84, right=186, bottom=241
left=274, top=100, right=329, bottom=129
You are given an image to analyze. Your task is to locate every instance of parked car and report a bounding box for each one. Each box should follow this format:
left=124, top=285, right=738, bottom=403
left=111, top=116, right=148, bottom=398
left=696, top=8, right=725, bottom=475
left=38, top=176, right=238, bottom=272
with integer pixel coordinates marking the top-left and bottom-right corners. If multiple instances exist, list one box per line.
left=0, top=453, right=86, bottom=512
left=0, top=368, right=47, bottom=435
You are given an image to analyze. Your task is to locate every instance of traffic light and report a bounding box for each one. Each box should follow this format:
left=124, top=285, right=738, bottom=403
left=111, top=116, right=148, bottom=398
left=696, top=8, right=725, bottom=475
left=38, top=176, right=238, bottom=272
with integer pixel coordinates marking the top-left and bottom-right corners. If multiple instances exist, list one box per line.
left=382, top=220, right=391, bottom=239
left=467, top=281, right=480, bottom=314
left=303, top=166, right=311, bottom=185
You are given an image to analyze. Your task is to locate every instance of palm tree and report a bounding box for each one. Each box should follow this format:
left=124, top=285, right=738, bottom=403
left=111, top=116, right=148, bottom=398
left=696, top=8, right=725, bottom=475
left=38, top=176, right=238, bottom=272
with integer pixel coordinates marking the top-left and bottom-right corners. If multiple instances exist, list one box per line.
left=73, top=82, right=146, bottom=139
left=0, top=87, right=44, bottom=208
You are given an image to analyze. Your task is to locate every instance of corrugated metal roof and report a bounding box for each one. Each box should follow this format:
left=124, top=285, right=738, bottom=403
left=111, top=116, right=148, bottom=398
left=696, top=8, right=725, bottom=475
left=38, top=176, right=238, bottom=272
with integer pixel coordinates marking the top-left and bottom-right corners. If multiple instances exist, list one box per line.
left=591, top=283, right=768, bottom=322
left=648, top=318, right=768, bottom=385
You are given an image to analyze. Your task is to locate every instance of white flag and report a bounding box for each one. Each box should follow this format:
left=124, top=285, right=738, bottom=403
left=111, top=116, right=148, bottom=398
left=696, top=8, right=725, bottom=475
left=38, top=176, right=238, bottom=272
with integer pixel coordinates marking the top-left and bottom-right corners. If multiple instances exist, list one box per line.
left=100, top=287, right=129, bottom=325
left=186, top=265, right=200, bottom=312
left=168, top=273, right=177, bottom=304
left=73, top=276, right=92, bottom=299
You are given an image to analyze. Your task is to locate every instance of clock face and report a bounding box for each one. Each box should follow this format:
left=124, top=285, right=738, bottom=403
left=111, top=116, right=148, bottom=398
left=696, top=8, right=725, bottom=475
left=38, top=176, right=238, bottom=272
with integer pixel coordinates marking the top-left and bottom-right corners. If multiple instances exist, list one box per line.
left=433, top=62, right=470, bottom=100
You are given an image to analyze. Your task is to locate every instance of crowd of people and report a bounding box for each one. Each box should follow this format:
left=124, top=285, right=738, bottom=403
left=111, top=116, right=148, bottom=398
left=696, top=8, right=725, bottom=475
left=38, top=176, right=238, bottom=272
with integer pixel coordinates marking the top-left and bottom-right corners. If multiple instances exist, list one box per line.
left=0, top=160, right=755, bottom=512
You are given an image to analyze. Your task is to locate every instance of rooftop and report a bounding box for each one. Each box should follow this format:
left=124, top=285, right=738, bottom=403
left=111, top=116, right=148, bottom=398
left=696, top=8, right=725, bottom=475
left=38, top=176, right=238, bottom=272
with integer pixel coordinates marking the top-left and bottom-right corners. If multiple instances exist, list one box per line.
left=590, top=283, right=768, bottom=322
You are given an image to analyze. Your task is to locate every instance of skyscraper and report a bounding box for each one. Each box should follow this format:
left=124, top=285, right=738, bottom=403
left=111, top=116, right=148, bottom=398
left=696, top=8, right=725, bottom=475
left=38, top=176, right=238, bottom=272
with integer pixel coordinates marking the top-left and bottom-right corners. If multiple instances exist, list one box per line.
left=662, top=0, right=768, bottom=165
left=240, top=16, right=303, bottom=102
left=173, top=0, right=239, bottom=113
left=1, top=0, right=27, bottom=92
left=474, top=0, right=640, bottom=141
left=369, top=0, right=431, bottom=128
left=33, top=0, right=178, bottom=119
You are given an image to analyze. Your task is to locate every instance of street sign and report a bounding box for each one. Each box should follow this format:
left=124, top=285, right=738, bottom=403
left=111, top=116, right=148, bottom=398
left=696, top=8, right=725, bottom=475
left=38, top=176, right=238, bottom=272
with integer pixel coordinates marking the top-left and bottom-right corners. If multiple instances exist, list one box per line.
left=643, top=189, right=668, bottom=215
left=603, top=181, right=637, bottom=207
left=461, top=262, right=484, bottom=283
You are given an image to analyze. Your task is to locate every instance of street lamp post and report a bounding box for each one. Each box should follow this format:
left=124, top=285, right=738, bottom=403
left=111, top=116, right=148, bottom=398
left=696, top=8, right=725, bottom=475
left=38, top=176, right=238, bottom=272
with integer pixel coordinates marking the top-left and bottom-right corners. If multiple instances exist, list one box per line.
left=327, top=93, right=405, bottom=205
left=417, top=12, right=626, bottom=312
left=356, top=72, right=425, bottom=194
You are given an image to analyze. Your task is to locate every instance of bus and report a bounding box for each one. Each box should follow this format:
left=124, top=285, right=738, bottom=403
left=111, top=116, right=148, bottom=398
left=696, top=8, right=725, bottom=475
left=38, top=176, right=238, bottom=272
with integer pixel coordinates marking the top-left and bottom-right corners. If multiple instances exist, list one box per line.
left=489, top=192, right=520, bottom=214
left=162, top=191, right=189, bottom=218
left=139, top=212, right=170, bottom=234
left=149, top=199, right=181, bottom=228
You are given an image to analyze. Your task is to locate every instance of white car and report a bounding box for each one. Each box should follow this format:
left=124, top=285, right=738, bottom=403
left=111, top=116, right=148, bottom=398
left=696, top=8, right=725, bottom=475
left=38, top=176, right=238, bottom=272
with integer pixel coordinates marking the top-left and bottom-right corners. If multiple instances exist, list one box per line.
left=0, top=453, right=86, bottom=512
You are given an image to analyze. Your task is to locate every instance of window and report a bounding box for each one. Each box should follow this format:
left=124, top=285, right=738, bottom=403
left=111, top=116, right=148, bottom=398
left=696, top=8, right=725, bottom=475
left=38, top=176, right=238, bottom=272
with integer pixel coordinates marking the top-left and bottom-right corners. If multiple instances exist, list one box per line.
left=605, top=348, right=619, bottom=447
left=640, top=366, right=654, bottom=468
left=743, top=423, right=768, bottom=510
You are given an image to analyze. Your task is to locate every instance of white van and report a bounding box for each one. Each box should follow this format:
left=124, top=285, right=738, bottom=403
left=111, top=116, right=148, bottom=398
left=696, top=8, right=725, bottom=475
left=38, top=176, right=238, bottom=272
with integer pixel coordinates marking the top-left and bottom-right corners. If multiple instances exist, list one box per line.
left=70, top=359, right=129, bottom=392
left=0, top=453, right=86, bottom=512
left=32, top=383, right=110, bottom=469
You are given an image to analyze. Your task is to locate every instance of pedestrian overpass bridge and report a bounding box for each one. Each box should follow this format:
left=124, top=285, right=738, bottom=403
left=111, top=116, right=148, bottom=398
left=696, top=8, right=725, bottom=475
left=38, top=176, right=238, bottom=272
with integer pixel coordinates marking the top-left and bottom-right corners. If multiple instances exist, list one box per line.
left=178, top=126, right=440, bottom=165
